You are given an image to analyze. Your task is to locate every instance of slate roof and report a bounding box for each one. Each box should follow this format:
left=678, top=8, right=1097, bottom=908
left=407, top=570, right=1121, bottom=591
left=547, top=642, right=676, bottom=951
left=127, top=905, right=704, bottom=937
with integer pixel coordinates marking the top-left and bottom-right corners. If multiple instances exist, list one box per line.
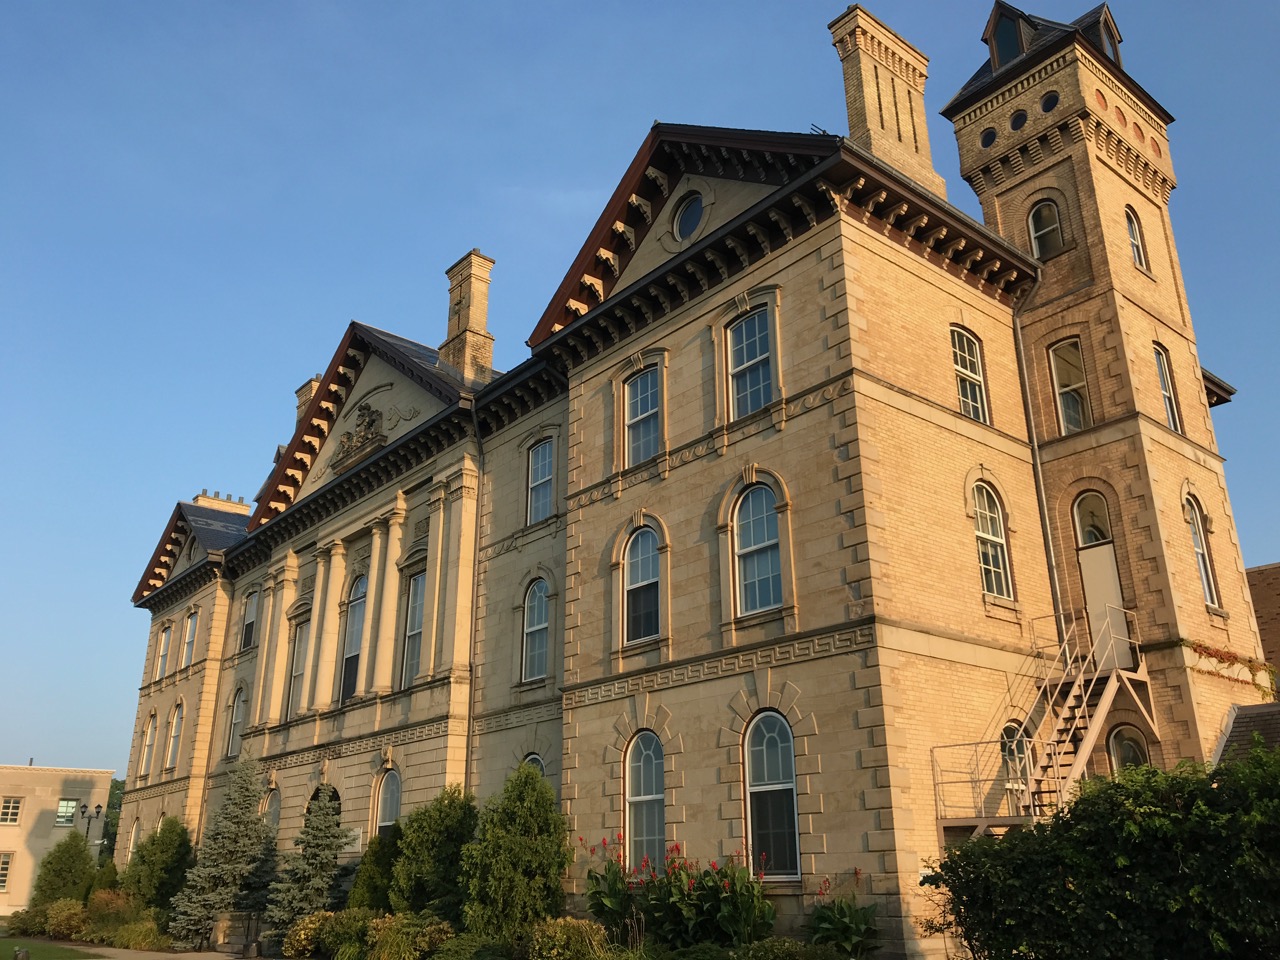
left=180, top=502, right=250, bottom=552
left=1215, top=703, right=1280, bottom=763
left=353, top=322, right=486, bottom=394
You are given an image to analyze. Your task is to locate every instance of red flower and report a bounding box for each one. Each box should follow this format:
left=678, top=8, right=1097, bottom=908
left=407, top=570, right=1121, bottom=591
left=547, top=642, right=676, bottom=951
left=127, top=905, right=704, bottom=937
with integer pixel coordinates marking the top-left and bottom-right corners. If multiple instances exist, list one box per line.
left=590, top=846, right=596, bottom=854
left=617, top=832, right=624, bottom=842
left=723, top=880, right=730, bottom=891
left=710, top=860, right=717, bottom=870
left=601, top=837, right=608, bottom=848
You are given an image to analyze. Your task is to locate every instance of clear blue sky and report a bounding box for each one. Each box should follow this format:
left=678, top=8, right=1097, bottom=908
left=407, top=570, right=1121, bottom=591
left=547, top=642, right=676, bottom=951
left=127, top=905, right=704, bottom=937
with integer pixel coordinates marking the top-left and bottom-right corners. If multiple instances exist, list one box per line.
left=2, top=1, right=1275, bottom=774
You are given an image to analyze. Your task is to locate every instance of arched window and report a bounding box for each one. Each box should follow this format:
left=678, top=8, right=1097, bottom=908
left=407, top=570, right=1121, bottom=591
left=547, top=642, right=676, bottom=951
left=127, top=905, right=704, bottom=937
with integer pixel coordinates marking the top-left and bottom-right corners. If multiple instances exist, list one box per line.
left=1154, top=345, right=1181, bottom=434
left=1028, top=200, right=1065, bottom=259
left=1125, top=208, right=1147, bottom=270
left=307, top=785, right=341, bottom=819
left=341, top=576, right=367, bottom=702
left=728, top=309, right=773, bottom=419
left=226, top=688, right=248, bottom=758
left=402, top=571, right=427, bottom=689
left=127, top=818, right=141, bottom=863
left=625, top=528, right=660, bottom=644
left=735, top=486, right=782, bottom=615
left=376, top=770, right=401, bottom=839
left=745, top=713, right=798, bottom=878
left=1108, top=725, right=1149, bottom=771
left=262, top=789, right=281, bottom=830
left=287, top=619, right=311, bottom=719
left=626, top=731, right=665, bottom=870
left=164, top=703, right=184, bottom=769
left=950, top=327, right=989, bottom=424
left=241, top=591, right=259, bottom=651
left=1186, top=498, right=1218, bottom=607
left=522, top=580, right=549, bottom=681
left=523, top=753, right=546, bottom=776
left=1000, top=721, right=1031, bottom=788
left=140, top=713, right=157, bottom=777
left=625, top=367, right=661, bottom=466
left=154, top=626, right=171, bottom=680
left=180, top=612, right=198, bottom=669
left=973, top=483, right=1013, bottom=599
left=1073, top=492, right=1113, bottom=546
left=1049, top=338, right=1093, bottom=434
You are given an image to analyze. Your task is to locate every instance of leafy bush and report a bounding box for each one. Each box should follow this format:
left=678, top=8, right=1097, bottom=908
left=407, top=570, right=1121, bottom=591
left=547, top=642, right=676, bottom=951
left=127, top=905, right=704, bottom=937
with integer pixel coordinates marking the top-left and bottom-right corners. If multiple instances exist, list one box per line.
left=44, top=897, right=90, bottom=940
left=527, top=917, right=608, bottom=960
left=391, top=785, right=476, bottom=923
left=462, top=765, right=571, bottom=939
left=121, top=815, right=195, bottom=910
left=285, top=910, right=335, bottom=958
left=805, top=892, right=878, bottom=959
left=348, top=823, right=402, bottom=912
left=31, top=831, right=96, bottom=908
left=671, top=945, right=731, bottom=960
left=921, top=743, right=1280, bottom=958
left=365, top=911, right=455, bottom=960
left=92, top=859, right=119, bottom=893
left=111, top=917, right=173, bottom=950
left=319, top=907, right=383, bottom=958
left=430, top=931, right=511, bottom=960
left=6, top=905, right=48, bottom=936
left=731, top=938, right=840, bottom=960
left=83, top=888, right=146, bottom=942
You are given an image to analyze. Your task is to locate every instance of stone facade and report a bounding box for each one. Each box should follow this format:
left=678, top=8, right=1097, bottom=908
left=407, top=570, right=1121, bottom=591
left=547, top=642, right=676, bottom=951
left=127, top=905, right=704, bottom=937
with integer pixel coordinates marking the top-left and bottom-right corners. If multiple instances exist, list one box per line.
left=117, top=4, right=1268, bottom=956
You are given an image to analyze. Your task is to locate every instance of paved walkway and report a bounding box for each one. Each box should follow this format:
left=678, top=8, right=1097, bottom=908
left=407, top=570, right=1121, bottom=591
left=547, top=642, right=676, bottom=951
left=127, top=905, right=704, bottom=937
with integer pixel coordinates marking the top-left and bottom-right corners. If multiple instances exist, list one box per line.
left=63, top=948, right=228, bottom=960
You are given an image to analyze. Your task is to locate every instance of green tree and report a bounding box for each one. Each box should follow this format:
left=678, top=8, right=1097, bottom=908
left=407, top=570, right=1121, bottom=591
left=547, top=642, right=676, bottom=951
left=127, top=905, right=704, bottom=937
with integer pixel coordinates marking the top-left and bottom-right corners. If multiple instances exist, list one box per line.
left=390, top=784, right=477, bottom=923
left=921, top=742, right=1280, bottom=958
left=265, top=784, right=354, bottom=932
left=99, top=778, right=125, bottom=865
left=121, top=816, right=195, bottom=910
left=92, top=859, right=119, bottom=893
left=461, top=764, right=571, bottom=939
left=31, top=831, right=96, bottom=908
left=348, top=821, right=402, bottom=912
left=169, top=756, right=277, bottom=948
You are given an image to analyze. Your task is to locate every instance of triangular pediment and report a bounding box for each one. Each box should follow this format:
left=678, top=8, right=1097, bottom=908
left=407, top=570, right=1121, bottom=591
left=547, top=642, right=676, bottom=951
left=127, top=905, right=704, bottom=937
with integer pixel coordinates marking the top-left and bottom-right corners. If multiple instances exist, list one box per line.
left=527, top=124, right=843, bottom=347
left=132, top=499, right=250, bottom=604
left=249, top=322, right=467, bottom=531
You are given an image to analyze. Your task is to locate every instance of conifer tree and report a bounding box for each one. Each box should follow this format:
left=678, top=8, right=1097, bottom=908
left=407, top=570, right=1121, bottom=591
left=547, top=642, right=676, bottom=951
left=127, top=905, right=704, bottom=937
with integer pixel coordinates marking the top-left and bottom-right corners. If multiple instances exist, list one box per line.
left=390, top=784, right=477, bottom=923
left=30, top=831, right=96, bottom=907
left=265, top=784, right=354, bottom=932
left=121, top=815, right=195, bottom=910
left=169, top=755, right=277, bottom=948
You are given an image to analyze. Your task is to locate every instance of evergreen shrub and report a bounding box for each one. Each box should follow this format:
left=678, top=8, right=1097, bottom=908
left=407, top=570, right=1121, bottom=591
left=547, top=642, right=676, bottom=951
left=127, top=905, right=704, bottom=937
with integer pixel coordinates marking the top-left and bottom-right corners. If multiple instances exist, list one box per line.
left=6, top=906, right=48, bottom=937
left=731, top=939, right=841, bottom=960
left=122, top=816, right=195, bottom=910
left=267, top=784, right=353, bottom=935
left=348, top=823, right=402, bottom=912
left=44, top=898, right=90, bottom=940
left=365, top=911, right=455, bottom=960
left=430, top=931, right=511, bottom=960
left=30, top=832, right=96, bottom=908
left=391, top=785, right=476, bottom=923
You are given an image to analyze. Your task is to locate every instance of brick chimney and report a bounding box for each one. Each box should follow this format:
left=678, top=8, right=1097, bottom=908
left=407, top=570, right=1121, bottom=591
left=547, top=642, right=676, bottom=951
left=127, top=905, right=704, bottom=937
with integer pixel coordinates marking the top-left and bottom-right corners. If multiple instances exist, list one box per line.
left=829, top=5, right=946, bottom=198
left=439, top=249, right=496, bottom=385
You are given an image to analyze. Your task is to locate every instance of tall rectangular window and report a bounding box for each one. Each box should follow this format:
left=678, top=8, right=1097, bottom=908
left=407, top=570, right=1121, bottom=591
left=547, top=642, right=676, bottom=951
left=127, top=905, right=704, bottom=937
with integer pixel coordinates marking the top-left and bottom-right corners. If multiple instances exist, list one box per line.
left=527, top=440, right=554, bottom=524
left=241, top=592, right=259, bottom=651
left=1154, top=346, right=1182, bottom=434
left=729, top=309, right=773, bottom=419
left=0, top=852, right=11, bottom=892
left=402, top=572, right=426, bottom=688
left=55, top=799, right=77, bottom=827
left=0, top=798, right=20, bottom=824
left=626, top=368, right=661, bottom=466
left=950, top=328, right=989, bottom=424
left=180, top=612, right=198, bottom=668
left=1050, top=339, right=1093, bottom=435
left=288, top=620, right=311, bottom=719
left=154, top=626, right=171, bottom=680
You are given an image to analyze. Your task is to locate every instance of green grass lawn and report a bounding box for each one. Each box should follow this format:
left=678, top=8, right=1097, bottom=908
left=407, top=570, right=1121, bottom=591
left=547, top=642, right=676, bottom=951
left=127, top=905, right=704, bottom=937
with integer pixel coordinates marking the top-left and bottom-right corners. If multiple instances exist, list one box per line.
left=0, top=939, right=103, bottom=960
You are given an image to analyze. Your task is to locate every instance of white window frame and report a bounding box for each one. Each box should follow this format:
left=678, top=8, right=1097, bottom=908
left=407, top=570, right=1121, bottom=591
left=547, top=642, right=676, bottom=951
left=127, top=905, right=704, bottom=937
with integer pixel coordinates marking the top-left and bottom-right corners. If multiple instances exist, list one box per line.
left=1073, top=491, right=1113, bottom=546
left=950, top=327, right=989, bottom=424
left=127, top=819, right=140, bottom=863
left=527, top=439, right=554, bottom=524
left=226, top=687, right=248, bottom=758
left=0, top=852, right=10, bottom=892
left=55, top=798, right=77, bottom=828
left=154, top=625, right=171, bottom=680
left=523, top=753, right=546, bottom=776
left=401, top=571, right=426, bottom=689
left=376, top=769, right=401, bottom=839
left=180, top=612, right=198, bottom=669
left=522, top=579, right=550, bottom=682
left=262, top=789, right=281, bottom=830
left=625, top=367, right=662, bottom=467
left=728, top=308, right=774, bottom=420
left=973, top=482, right=1014, bottom=599
left=744, top=712, right=800, bottom=880
left=1028, top=200, right=1065, bottom=259
left=1108, top=724, right=1150, bottom=771
left=1154, top=345, right=1181, bottom=434
left=0, top=797, right=21, bottom=825
left=241, top=591, right=259, bottom=651
left=287, top=619, right=311, bottom=719
left=165, top=703, right=184, bottom=769
left=1050, top=338, right=1093, bottom=435
left=625, top=528, right=661, bottom=645
left=735, top=486, right=783, bottom=616
left=1125, top=208, right=1148, bottom=270
left=340, top=576, right=368, bottom=703
left=1186, top=498, right=1219, bottom=607
left=626, top=731, right=665, bottom=872
left=140, top=713, right=157, bottom=778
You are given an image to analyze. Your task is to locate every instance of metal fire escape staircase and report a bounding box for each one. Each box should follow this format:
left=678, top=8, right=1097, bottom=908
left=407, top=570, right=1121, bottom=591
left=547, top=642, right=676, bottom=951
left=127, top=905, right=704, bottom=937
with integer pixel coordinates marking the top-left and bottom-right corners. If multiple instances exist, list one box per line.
left=931, top=605, right=1159, bottom=841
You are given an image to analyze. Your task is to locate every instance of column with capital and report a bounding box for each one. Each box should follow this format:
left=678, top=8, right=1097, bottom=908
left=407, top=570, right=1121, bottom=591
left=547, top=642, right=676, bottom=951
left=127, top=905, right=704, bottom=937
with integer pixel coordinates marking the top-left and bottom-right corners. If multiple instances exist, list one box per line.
left=262, top=551, right=299, bottom=724
left=249, top=575, right=277, bottom=726
left=307, top=541, right=346, bottom=710
left=357, top=518, right=388, bottom=695
left=372, top=502, right=408, bottom=692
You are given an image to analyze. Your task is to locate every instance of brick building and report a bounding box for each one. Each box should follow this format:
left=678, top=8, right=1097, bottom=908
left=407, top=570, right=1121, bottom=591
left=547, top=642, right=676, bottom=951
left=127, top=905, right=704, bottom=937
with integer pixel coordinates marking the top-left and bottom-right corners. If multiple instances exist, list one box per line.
left=117, top=4, right=1268, bottom=955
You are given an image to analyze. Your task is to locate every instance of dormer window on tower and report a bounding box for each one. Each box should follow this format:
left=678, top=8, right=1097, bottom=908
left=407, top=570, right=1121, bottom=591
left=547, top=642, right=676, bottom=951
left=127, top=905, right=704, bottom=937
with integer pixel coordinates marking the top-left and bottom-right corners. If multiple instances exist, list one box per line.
left=991, top=13, right=1025, bottom=68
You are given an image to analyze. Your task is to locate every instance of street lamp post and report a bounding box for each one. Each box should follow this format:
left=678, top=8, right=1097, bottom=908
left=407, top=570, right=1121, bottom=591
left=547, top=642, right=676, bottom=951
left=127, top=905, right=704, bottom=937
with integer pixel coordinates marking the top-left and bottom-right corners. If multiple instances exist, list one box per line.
left=80, top=802, right=103, bottom=838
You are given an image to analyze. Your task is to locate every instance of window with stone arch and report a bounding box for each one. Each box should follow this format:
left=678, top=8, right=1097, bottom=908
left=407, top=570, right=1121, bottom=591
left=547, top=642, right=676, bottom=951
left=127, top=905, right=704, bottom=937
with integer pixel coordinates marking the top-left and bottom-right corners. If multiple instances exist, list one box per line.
left=340, top=575, right=368, bottom=702
left=625, top=527, right=661, bottom=645
left=522, top=579, right=550, bottom=681
left=1049, top=337, right=1093, bottom=435
left=376, top=769, right=401, bottom=839
left=626, top=730, right=665, bottom=871
left=973, top=481, right=1014, bottom=599
left=241, top=590, right=260, bottom=651
left=744, top=711, right=799, bottom=879
left=164, top=701, right=184, bottom=770
left=1108, top=724, right=1150, bottom=771
left=625, top=366, right=662, bottom=467
left=262, top=788, right=281, bottom=830
left=1153, top=343, right=1182, bottom=434
left=1028, top=199, right=1065, bottom=259
left=154, top=625, right=172, bottom=680
left=949, top=326, right=989, bottom=424
left=127, top=818, right=141, bottom=864
left=523, top=753, right=546, bottom=776
left=1125, top=207, right=1148, bottom=270
left=226, top=687, right=248, bottom=758
left=1073, top=491, right=1113, bottom=546
left=139, top=712, right=157, bottom=778
left=1185, top=496, right=1219, bottom=607
left=735, top=485, right=782, bottom=615
left=180, top=611, right=198, bottom=668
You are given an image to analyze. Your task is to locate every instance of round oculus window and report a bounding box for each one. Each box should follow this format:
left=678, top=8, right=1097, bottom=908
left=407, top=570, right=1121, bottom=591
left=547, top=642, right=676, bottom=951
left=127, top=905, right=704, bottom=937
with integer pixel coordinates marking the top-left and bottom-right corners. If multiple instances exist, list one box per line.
left=980, top=127, right=997, bottom=148
left=674, top=193, right=704, bottom=241
left=1010, top=110, right=1028, bottom=131
left=1041, top=91, right=1059, bottom=113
